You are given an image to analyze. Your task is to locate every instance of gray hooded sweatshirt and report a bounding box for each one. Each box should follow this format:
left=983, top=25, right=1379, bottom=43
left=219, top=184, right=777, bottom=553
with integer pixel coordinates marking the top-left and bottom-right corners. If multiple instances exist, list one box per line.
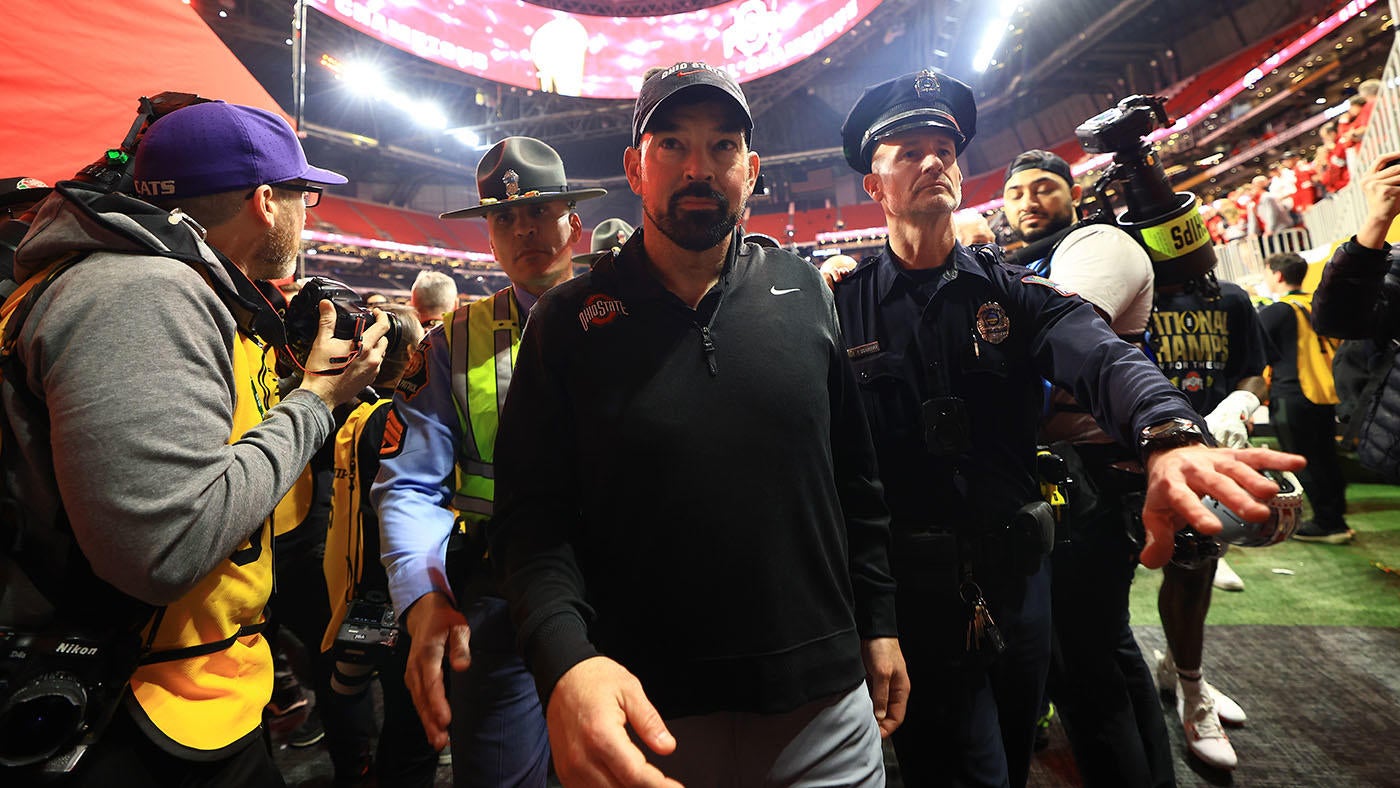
left=1, top=183, right=332, bottom=617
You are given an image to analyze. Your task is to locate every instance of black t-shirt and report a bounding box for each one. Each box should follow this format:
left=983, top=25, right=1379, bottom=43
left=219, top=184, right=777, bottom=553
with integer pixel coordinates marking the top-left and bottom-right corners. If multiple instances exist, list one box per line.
left=1259, top=293, right=1303, bottom=400
left=1150, top=281, right=1274, bottom=413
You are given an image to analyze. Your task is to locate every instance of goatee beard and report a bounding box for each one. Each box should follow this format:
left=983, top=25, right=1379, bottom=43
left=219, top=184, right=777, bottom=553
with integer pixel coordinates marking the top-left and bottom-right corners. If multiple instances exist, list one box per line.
left=651, top=183, right=742, bottom=252
left=1020, top=214, right=1073, bottom=244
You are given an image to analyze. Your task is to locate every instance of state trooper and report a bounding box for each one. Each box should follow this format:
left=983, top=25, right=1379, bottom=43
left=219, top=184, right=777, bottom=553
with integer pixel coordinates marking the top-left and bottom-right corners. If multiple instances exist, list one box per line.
left=830, top=69, right=1304, bottom=788
left=373, top=136, right=604, bottom=788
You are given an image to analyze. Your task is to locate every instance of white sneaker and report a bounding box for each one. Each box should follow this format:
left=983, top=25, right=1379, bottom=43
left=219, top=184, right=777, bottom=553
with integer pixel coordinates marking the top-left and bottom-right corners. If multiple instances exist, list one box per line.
left=1212, top=557, right=1245, bottom=591
left=1156, top=650, right=1248, bottom=726
left=1154, top=649, right=1176, bottom=697
left=1205, top=681, right=1247, bottom=727
left=1177, top=689, right=1238, bottom=770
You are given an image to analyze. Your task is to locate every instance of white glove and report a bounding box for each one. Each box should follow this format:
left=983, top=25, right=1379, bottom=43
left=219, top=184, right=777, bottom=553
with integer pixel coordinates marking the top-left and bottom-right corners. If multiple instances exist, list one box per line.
left=1204, top=390, right=1261, bottom=449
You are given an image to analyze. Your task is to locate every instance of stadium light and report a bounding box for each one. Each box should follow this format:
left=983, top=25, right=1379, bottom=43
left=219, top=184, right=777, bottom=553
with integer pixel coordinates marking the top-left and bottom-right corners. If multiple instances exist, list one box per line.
left=447, top=128, right=480, bottom=147
left=341, top=61, right=388, bottom=97
left=972, top=0, right=1026, bottom=73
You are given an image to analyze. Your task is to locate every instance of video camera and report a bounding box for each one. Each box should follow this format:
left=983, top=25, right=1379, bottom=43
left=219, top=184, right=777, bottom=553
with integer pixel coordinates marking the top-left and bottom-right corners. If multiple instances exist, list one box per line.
left=1074, top=95, right=1216, bottom=286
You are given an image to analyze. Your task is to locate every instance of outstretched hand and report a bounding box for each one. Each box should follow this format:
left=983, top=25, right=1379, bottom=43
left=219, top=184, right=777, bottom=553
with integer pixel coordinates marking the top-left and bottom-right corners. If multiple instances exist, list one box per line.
left=547, top=657, right=683, bottom=788
left=1139, top=444, right=1306, bottom=569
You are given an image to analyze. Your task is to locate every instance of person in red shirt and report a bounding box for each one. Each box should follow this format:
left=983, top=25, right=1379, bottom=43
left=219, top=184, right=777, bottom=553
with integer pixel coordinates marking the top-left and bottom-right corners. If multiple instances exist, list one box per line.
left=1318, top=122, right=1350, bottom=193
left=1284, top=151, right=1317, bottom=212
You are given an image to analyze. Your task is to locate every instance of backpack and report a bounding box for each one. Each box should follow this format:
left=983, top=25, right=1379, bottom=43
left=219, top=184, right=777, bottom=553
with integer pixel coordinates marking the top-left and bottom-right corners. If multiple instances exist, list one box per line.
left=1280, top=292, right=1341, bottom=405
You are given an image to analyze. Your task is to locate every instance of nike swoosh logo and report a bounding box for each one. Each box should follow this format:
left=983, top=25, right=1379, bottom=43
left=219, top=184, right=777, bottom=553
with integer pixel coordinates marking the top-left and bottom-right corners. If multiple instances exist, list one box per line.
left=770, top=286, right=800, bottom=295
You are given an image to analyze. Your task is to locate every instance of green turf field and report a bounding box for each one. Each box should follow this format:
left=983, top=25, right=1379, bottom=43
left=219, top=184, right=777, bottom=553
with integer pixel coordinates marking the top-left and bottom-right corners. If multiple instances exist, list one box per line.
left=1128, top=481, right=1400, bottom=627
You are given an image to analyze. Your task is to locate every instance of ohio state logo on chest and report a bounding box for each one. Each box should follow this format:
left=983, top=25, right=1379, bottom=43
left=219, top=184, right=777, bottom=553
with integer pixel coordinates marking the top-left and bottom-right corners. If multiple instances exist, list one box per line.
left=578, top=293, right=628, bottom=331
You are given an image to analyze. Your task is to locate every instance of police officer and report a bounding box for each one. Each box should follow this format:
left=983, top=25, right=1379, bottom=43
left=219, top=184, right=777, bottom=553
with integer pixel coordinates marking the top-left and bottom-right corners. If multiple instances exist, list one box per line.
left=572, top=217, right=635, bottom=266
left=834, top=70, right=1304, bottom=788
left=373, top=137, right=605, bottom=788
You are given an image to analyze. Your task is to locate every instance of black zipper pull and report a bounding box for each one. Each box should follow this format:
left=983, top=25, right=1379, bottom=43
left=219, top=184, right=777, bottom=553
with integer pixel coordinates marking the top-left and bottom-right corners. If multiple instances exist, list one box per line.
left=699, top=324, right=718, bottom=376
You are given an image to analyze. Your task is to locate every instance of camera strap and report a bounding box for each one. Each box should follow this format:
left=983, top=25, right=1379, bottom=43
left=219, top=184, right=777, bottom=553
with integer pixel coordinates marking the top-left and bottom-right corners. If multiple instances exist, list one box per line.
left=136, top=621, right=268, bottom=666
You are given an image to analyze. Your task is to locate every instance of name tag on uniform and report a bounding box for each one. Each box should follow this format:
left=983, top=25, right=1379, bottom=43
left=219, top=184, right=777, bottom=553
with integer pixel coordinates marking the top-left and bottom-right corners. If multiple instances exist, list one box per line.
left=848, top=341, right=881, bottom=359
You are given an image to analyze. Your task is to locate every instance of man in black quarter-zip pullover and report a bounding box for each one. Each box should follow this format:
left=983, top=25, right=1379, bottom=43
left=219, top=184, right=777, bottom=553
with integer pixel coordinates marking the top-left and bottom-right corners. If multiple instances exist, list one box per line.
left=488, top=62, right=907, bottom=788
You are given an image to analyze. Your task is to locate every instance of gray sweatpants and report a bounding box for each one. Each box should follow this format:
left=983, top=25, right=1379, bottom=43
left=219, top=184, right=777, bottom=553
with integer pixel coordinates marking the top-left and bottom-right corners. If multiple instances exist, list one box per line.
left=639, top=684, right=885, bottom=787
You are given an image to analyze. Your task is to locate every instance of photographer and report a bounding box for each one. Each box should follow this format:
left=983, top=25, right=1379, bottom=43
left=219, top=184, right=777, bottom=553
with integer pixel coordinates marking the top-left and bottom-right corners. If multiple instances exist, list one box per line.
left=1, top=101, right=387, bottom=785
left=1314, top=152, right=1400, bottom=339
left=1001, top=149, right=1173, bottom=787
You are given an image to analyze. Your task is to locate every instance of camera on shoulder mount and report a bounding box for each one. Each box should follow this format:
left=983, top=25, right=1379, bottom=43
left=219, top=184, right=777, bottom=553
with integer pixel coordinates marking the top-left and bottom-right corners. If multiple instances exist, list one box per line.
left=332, top=591, right=400, bottom=665
left=1075, top=95, right=1217, bottom=287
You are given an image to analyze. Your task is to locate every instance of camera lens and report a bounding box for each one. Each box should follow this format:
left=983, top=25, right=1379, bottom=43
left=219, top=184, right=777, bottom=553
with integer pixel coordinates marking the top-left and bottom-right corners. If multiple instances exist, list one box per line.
left=380, top=310, right=404, bottom=359
left=0, top=671, right=88, bottom=767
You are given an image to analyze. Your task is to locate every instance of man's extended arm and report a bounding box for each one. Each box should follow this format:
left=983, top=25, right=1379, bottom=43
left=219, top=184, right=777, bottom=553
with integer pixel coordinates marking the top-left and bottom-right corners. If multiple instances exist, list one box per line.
left=489, top=295, right=677, bottom=788
left=371, top=327, right=471, bottom=750
left=1010, top=273, right=1302, bottom=567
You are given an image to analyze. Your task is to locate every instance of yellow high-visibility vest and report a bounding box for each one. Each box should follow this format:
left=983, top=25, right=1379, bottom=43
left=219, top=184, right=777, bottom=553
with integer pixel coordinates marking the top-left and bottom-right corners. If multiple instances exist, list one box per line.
left=444, top=288, right=521, bottom=523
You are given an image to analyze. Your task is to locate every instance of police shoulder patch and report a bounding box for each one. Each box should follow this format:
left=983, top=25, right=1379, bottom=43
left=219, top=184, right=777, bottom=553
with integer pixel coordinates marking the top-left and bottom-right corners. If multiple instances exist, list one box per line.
left=379, top=405, right=406, bottom=458
left=1021, top=274, right=1077, bottom=297
left=395, top=337, right=430, bottom=401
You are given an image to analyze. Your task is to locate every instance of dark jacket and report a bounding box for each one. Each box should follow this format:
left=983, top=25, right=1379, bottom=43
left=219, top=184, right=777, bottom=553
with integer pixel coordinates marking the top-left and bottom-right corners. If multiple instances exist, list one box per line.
left=489, top=229, right=896, bottom=717
left=1313, top=238, right=1400, bottom=340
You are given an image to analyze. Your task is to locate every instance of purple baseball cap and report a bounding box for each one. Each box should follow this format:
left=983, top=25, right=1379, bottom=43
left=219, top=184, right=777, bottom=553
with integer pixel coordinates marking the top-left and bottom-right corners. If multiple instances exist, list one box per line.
left=132, top=101, right=346, bottom=200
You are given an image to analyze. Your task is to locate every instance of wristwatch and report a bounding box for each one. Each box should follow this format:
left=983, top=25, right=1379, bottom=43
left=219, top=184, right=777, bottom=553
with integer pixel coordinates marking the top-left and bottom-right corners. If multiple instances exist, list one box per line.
left=1138, top=417, right=1206, bottom=456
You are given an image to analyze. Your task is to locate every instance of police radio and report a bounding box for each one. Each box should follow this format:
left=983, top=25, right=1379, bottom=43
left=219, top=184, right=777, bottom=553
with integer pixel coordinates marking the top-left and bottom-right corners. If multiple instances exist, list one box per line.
left=1074, top=95, right=1216, bottom=286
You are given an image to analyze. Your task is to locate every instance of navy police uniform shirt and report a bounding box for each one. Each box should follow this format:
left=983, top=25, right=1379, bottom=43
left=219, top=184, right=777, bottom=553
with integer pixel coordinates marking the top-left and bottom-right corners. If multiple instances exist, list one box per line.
left=833, top=241, right=1199, bottom=539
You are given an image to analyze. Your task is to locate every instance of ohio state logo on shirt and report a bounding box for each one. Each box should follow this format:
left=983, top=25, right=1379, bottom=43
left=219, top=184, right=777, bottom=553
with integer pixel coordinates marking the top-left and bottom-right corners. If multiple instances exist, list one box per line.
left=578, top=293, right=628, bottom=331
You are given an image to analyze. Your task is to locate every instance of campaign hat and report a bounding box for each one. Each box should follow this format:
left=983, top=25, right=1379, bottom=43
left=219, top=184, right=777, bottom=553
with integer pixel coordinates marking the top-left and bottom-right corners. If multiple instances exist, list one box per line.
left=572, top=217, right=634, bottom=264
left=442, top=136, right=605, bottom=220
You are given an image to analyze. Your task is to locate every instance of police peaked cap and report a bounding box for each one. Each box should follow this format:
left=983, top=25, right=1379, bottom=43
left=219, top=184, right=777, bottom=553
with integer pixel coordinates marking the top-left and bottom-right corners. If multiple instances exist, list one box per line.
left=841, top=69, right=978, bottom=174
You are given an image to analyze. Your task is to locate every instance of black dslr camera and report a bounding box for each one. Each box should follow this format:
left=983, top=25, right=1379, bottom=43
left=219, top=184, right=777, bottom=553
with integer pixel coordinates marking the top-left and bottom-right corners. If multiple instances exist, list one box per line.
left=1074, top=95, right=1217, bottom=286
left=332, top=593, right=400, bottom=665
left=0, top=624, right=144, bottom=774
left=282, top=277, right=405, bottom=371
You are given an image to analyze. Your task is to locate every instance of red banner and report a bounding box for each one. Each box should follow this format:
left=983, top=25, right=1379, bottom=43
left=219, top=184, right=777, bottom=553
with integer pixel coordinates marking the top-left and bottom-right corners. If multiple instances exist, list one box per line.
left=311, top=0, right=885, bottom=99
